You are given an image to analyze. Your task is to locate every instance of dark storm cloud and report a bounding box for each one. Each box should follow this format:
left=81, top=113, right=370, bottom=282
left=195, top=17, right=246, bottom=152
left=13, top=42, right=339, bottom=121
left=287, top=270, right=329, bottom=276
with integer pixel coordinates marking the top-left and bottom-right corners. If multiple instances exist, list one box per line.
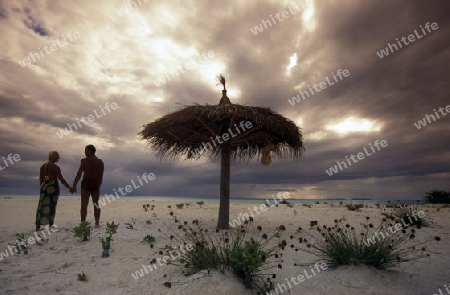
left=0, top=0, right=448, bottom=200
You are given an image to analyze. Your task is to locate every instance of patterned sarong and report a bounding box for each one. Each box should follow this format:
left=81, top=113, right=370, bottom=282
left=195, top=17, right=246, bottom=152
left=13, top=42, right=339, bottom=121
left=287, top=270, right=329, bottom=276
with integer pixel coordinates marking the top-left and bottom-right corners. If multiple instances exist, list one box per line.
left=35, top=180, right=59, bottom=227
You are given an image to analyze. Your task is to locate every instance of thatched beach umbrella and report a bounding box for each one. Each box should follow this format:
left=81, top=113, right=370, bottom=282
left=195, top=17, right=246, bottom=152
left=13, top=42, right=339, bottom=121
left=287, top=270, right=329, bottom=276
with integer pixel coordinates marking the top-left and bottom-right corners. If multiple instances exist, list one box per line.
left=140, top=76, right=304, bottom=229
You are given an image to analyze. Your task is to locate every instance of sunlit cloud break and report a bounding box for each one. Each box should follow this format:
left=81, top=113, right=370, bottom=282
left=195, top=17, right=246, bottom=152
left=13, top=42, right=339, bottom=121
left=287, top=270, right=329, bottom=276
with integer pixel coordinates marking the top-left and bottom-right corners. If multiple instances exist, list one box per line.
left=153, top=51, right=216, bottom=87
left=326, top=117, right=382, bottom=134
left=286, top=53, right=298, bottom=76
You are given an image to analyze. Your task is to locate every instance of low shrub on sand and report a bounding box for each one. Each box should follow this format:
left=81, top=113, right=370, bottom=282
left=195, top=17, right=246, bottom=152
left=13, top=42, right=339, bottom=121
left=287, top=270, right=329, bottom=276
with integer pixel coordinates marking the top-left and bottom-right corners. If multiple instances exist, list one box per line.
left=424, top=189, right=450, bottom=204
left=391, top=205, right=429, bottom=227
left=159, top=217, right=287, bottom=293
left=346, top=204, right=364, bottom=211
left=302, top=217, right=436, bottom=270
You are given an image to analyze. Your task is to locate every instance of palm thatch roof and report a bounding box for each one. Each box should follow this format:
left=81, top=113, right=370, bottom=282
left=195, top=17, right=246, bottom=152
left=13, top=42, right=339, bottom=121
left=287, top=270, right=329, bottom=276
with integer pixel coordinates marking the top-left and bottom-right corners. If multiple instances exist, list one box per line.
left=139, top=91, right=304, bottom=162
left=140, top=76, right=304, bottom=229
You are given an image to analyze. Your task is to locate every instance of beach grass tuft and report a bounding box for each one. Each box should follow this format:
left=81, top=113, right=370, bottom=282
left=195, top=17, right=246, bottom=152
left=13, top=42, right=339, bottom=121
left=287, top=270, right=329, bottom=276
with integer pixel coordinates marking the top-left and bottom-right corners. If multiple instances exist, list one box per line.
left=303, top=216, right=434, bottom=269
left=392, top=205, right=429, bottom=227
left=159, top=216, right=287, bottom=293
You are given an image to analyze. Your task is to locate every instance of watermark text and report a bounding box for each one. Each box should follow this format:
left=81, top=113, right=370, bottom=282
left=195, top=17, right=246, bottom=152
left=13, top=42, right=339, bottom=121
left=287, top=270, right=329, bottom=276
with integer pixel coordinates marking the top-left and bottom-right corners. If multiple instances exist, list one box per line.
left=56, top=102, right=118, bottom=139
left=288, top=69, right=350, bottom=106
left=376, top=22, right=439, bottom=59
left=325, top=140, right=388, bottom=176
left=0, top=154, right=21, bottom=171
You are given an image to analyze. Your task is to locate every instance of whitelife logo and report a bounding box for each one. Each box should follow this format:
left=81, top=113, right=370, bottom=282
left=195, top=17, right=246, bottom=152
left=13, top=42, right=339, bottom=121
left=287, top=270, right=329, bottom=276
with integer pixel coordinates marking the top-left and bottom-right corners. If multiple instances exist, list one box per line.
left=131, top=243, right=194, bottom=280
left=95, top=172, right=155, bottom=208
left=228, top=192, right=290, bottom=228
left=0, top=226, right=58, bottom=261
left=18, top=31, right=80, bottom=67
left=363, top=210, right=425, bottom=246
left=56, top=102, right=118, bottom=139
left=190, top=121, right=253, bottom=157
left=325, top=140, right=388, bottom=176
left=413, top=105, right=450, bottom=130
left=288, top=69, right=350, bottom=106
left=0, top=153, right=21, bottom=171
left=376, top=22, right=439, bottom=59
left=250, top=0, right=312, bottom=35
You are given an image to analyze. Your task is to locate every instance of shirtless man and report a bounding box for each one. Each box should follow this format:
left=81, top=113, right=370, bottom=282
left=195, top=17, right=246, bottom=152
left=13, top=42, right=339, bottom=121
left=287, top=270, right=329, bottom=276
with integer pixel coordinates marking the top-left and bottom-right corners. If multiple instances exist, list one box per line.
left=72, top=145, right=104, bottom=227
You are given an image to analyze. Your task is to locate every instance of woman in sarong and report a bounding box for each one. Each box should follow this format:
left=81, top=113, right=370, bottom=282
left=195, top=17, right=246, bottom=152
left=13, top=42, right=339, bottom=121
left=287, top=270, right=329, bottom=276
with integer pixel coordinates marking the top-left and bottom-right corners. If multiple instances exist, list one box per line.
left=35, top=151, right=72, bottom=231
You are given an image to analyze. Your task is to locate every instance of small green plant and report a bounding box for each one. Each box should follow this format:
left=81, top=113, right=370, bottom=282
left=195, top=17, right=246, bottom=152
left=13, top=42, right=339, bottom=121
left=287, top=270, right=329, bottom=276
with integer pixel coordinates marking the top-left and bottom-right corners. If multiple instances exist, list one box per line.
left=106, top=221, right=119, bottom=235
left=100, top=235, right=112, bottom=244
left=146, top=220, right=152, bottom=225
left=167, top=205, right=172, bottom=209
left=302, top=204, right=312, bottom=208
left=124, top=218, right=137, bottom=230
left=73, top=222, right=91, bottom=241
left=7, top=243, right=20, bottom=254
left=99, top=221, right=119, bottom=258
left=16, top=233, right=29, bottom=253
left=346, top=204, right=364, bottom=211
left=142, top=234, right=156, bottom=244
left=176, top=203, right=185, bottom=210
left=77, top=272, right=88, bottom=281
left=8, top=233, right=29, bottom=254
left=143, top=204, right=155, bottom=211
left=196, top=201, right=204, bottom=208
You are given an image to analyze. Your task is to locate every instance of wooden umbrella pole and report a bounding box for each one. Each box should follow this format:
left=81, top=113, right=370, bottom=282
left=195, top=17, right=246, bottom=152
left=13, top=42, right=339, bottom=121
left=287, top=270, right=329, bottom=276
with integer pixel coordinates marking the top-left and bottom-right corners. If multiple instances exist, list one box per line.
left=217, top=119, right=231, bottom=229
left=217, top=114, right=231, bottom=229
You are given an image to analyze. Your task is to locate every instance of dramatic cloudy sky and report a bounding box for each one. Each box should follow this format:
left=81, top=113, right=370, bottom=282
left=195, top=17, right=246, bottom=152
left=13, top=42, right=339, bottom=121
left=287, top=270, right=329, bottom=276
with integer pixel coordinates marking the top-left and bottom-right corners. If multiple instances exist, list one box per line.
left=0, top=0, right=449, bottom=200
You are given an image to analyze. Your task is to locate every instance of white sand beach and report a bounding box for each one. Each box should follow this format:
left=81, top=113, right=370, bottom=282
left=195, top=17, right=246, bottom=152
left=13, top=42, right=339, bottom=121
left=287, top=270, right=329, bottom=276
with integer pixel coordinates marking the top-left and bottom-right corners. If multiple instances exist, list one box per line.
left=0, top=199, right=448, bottom=295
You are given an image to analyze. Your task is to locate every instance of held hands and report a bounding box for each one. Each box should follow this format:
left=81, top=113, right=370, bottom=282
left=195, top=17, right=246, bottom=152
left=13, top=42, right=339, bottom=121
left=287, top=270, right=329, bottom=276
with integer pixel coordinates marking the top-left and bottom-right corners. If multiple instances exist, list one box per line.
left=69, top=186, right=77, bottom=194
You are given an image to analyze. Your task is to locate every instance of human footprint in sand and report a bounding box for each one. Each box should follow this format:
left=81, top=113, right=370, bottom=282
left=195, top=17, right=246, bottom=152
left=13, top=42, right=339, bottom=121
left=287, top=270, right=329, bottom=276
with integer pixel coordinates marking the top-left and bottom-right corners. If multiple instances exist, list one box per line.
left=72, top=145, right=104, bottom=228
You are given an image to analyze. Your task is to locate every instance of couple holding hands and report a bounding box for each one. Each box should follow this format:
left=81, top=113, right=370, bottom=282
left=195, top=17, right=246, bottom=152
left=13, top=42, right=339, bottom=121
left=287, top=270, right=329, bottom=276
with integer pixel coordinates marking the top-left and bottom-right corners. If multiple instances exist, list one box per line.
left=35, top=144, right=104, bottom=231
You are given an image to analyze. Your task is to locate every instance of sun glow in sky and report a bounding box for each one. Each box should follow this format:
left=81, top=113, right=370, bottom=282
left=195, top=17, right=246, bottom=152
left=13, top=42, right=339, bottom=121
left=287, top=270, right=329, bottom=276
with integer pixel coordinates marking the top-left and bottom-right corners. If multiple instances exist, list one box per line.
left=326, top=117, right=382, bottom=134
left=198, top=61, right=226, bottom=83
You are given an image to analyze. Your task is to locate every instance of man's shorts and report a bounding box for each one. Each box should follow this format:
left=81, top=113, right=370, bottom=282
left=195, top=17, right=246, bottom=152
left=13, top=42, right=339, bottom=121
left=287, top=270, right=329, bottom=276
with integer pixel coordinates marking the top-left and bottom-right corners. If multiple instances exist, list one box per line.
left=81, top=179, right=100, bottom=193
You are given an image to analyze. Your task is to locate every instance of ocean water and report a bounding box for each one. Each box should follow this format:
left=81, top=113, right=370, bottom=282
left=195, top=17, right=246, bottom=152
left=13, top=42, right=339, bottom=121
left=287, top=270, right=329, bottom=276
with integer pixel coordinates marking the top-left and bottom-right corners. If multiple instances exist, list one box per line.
left=1, top=194, right=426, bottom=205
